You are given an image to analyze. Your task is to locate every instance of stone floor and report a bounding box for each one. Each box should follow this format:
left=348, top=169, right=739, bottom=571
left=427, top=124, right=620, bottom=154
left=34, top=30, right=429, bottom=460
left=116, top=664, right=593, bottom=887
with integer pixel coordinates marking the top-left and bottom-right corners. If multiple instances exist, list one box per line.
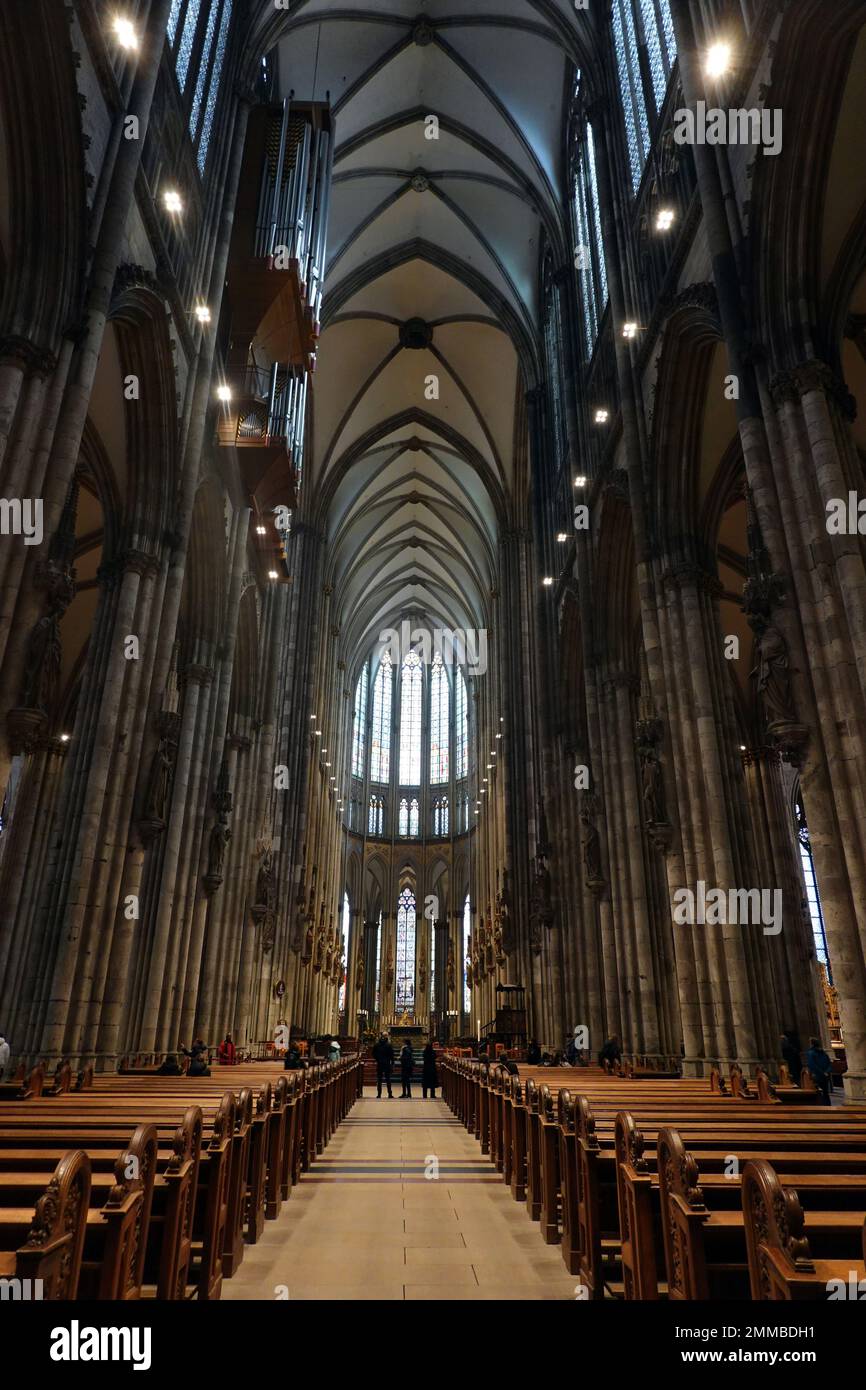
left=223, top=1088, right=580, bottom=1300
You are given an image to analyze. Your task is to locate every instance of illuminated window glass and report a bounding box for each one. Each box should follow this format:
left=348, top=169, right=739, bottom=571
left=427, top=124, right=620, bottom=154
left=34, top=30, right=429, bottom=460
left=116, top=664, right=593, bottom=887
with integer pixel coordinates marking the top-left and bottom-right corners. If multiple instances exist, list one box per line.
left=573, top=120, right=608, bottom=358
left=352, top=663, right=368, bottom=778
left=396, top=887, right=416, bottom=1014
left=168, top=0, right=184, bottom=45
left=197, top=0, right=233, bottom=173
left=188, top=0, right=219, bottom=145
left=455, top=667, right=468, bottom=779
left=429, top=652, right=449, bottom=784
left=612, top=0, right=678, bottom=193
left=338, top=892, right=350, bottom=1013
left=399, top=650, right=423, bottom=785
left=433, top=797, right=449, bottom=836
left=368, top=795, right=383, bottom=836
left=175, top=0, right=201, bottom=90
left=370, top=653, right=392, bottom=783
left=399, top=798, right=409, bottom=837
left=409, top=797, right=419, bottom=838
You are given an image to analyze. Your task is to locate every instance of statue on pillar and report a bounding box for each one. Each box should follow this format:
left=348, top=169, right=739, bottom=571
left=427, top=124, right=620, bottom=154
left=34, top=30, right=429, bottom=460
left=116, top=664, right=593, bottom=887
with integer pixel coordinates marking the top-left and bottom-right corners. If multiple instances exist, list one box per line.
left=385, top=936, right=394, bottom=994
left=580, top=790, right=605, bottom=893
left=496, top=869, right=514, bottom=956
left=355, top=951, right=365, bottom=993
left=446, top=939, right=455, bottom=996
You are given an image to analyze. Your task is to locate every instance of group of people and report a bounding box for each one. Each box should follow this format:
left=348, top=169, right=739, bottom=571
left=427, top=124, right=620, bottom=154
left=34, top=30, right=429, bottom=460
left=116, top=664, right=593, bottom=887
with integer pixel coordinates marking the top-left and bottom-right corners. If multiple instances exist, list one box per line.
left=372, top=1034, right=439, bottom=1099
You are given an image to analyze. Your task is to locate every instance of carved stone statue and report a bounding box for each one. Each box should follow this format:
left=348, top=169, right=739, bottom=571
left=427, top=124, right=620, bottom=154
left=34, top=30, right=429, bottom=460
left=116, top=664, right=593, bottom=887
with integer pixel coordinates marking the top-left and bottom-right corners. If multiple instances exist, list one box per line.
left=580, top=791, right=605, bottom=891
left=303, top=918, right=314, bottom=965
left=355, top=951, right=365, bottom=993
left=385, top=937, right=394, bottom=993
left=465, top=952, right=473, bottom=991
left=207, top=818, right=231, bottom=879
left=143, top=736, right=173, bottom=824
left=418, top=943, right=427, bottom=996
left=496, top=870, right=514, bottom=955
left=20, top=608, right=63, bottom=713
left=446, top=941, right=455, bottom=995
left=753, top=621, right=796, bottom=727
left=255, top=847, right=277, bottom=913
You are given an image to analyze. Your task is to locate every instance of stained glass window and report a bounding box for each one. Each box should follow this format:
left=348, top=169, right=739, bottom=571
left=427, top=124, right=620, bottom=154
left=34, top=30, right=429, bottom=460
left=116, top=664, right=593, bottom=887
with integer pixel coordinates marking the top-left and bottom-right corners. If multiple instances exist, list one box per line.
left=174, top=0, right=201, bottom=91
left=368, top=795, right=383, bottom=836
left=573, top=119, right=608, bottom=358
left=168, top=0, right=184, bottom=45
left=197, top=0, right=233, bottom=174
left=352, top=663, right=368, bottom=778
left=463, top=895, right=472, bottom=1015
left=398, top=798, right=409, bottom=837
left=399, top=650, right=423, bottom=785
left=338, top=892, right=350, bottom=1013
left=409, top=798, right=419, bottom=837
left=430, top=652, right=449, bottom=784
left=433, top=798, right=449, bottom=837
left=396, top=887, right=416, bottom=1014
left=455, top=666, right=468, bottom=779
left=796, top=794, right=829, bottom=974
left=612, top=0, right=678, bottom=193
left=370, top=653, right=392, bottom=783
left=188, top=0, right=219, bottom=145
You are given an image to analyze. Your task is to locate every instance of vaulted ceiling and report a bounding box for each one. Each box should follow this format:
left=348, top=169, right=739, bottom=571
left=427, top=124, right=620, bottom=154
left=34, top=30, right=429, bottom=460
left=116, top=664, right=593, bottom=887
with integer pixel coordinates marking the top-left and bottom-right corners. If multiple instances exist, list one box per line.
left=266, top=2, right=594, bottom=674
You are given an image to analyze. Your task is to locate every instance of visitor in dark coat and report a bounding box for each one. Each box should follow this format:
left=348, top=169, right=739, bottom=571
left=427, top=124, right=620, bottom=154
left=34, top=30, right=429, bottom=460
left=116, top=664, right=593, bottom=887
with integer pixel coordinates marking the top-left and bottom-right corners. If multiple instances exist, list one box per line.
left=526, top=1039, right=542, bottom=1065
left=598, top=1036, right=621, bottom=1070
left=373, top=1034, right=395, bottom=1098
left=181, top=1039, right=211, bottom=1077
left=422, top=1042, right=438, bottom=1098
left=157, top=1052, right=183, bottom=1075
left=780, top=1032, right=801, bottom=1084
left=805, top=1037, right=833, bottom=1105
left=399, top=1041, right=414, bottom=1097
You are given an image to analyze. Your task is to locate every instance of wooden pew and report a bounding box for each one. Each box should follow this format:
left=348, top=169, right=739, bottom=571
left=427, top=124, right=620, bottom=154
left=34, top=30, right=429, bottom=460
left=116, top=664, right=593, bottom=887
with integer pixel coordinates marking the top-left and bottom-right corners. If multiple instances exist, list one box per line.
left=657, top=1127, right=866, bottom=1300
left=0, top=1150, right=91, bottom=1298
left=742, top=1159, right=866, bottom=1299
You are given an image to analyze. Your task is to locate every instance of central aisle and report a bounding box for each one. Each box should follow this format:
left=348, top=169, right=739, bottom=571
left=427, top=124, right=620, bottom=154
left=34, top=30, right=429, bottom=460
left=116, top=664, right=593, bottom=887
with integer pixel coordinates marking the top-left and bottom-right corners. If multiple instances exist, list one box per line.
left=224, top=1089, right=580, bottom=1300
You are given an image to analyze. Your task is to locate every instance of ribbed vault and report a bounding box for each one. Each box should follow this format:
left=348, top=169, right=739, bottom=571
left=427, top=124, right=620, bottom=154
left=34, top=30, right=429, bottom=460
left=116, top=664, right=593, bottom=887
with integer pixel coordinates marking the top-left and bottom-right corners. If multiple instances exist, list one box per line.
left=259, top=1, right=595, bottom=664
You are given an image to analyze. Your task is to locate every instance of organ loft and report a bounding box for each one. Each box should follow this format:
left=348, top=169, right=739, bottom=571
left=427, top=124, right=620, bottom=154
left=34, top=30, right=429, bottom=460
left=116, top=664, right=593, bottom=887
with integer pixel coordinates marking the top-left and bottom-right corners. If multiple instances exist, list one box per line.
left=0, top=0, right=865, bottom=1324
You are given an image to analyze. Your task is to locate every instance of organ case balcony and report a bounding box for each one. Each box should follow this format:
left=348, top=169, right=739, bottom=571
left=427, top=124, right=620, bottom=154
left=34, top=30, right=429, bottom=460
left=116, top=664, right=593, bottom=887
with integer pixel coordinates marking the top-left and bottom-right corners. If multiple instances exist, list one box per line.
left=226, top=99, right=334, bottom=373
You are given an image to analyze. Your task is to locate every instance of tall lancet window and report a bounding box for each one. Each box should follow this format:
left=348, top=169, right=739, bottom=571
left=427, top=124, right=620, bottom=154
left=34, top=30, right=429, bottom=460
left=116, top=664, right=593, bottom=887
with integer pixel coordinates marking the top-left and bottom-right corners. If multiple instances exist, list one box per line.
left=338, top=893, right=350, bottom=1013
left=430, top=652, right=449, bottom=784
left=573, top=115, right=608, bottom=358
left=455, top=667, right=468, bottom=779
left=398, top=798, right=409, bottom=837
left=433, top=798, right=449, bottom=837
left=196, top=0, right=233, bottom=173
left=368, top=795, right=383, bottom=836
left=370, top=653, right=392, bottom=783
left=399, top=649, right=423, bottom=785
left=396, top=887, right=416, bottom=1014
left=612, top=0, right=677, bottom=193
left=352, top=663, right=368, bottom=777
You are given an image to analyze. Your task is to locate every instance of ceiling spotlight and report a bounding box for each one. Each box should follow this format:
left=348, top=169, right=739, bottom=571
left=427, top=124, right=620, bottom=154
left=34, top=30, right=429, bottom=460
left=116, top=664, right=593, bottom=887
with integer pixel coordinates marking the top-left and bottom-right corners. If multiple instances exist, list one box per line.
left=556, top=532, right=568, bottom=543
left=311, top=714, right=316, bottom=719
left=622, top=322, right=638, bottom=340
left=112, top=15, right=139, bottom=50
left=216, top=385, right=231, bottom=402
left=594, top=409, right=609, bottom=425
left=195, top=304, right=211, bottom=324
left=542, top=576, right=554, bottom=587
left=705, top=41, right=732, bottom=78
left=496, top=733, right=502, bottom=739
left=60, top=733, right=71, bottom=743
left=322, top=748, right=328, bottom=754
left=325, top=762, right=331, bottom=768
left=162, top=188, right=183, bottom=215
left=256, top=525, right=266, bottom=535
left=739, top=744, right=747, bottom=752
left=656, top=207, right=675, bottom=232
left=268, top=570, right=279, bottom=580
left=574, top=475, right=587, bottom=488
left=315, top=730, right=321, bottom=737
